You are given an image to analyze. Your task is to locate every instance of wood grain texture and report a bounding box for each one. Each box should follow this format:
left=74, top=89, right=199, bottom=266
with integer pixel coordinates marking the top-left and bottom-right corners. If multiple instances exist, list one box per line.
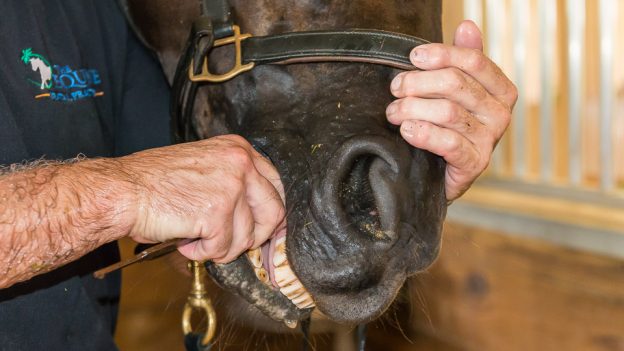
left=458, top=185, right=624, bottom=233
left=409, top=221, right=624, bottom=351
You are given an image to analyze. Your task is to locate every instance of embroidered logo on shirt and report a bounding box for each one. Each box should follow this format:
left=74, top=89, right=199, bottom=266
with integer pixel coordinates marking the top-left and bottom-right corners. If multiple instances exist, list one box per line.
left=21, top=48, right=104, bottom=102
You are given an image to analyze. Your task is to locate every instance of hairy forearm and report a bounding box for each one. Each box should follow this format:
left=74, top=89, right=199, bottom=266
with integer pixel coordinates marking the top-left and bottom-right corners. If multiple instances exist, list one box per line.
left=0, top=158, right=136, bottom=288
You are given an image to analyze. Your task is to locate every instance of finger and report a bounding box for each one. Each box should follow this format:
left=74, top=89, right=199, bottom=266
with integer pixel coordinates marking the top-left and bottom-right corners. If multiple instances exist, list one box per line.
left=405, top=45, right=517, bottom=108
left=177, top=207, right=235, bottom=261
left=213, top=196, right=256, bottom=263
left=213, top=135, right=285, bottom=249
left=225, top=134, right=287, bottom=203
left=391, top=68, right=511, bottom=136
left=177, top=224, right=232, bottom=261
left=249, top=148, right=286, bottom=203
left=453, top=20, right=483, bottom=50
left=386, top=97, right=489, bottom=140
left=399, top=119, right=484, bottom=184
left=245, top=168, right=286, bottom=248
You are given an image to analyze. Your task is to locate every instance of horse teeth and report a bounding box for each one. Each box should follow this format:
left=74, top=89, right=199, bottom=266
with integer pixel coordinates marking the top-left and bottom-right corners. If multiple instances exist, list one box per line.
left=280, top=280, right=304, bottom=297
left=280, top=280, right=303, bottom=296
left=246, top=247, right=262, bottom=268
left=299, top=300, right=315, bottom=309
left=273, top=250, right=287, bottom=267
left=291, top=292, right=311, bottom=305
left=249, top=236, right=315, bottom=310
left=275, top=236, right=286, bottom=251
left=274, top=265, right=297, bottom=286
left=254, top=267, right=270, bottom=285
left=295, top=297, right=315, bottom=309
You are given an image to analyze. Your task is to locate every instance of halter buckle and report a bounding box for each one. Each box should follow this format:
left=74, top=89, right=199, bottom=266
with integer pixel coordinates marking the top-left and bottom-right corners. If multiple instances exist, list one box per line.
left=188, top=25, right=254, bottom=83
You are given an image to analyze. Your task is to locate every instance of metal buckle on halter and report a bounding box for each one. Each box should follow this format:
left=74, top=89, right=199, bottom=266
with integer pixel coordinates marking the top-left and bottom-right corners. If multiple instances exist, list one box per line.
left=188, top=25, right=254, bottom=83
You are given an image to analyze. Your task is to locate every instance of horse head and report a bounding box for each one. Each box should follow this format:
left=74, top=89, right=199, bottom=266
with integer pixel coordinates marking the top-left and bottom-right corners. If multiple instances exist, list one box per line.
left=125, top=0, right=446, bottom=325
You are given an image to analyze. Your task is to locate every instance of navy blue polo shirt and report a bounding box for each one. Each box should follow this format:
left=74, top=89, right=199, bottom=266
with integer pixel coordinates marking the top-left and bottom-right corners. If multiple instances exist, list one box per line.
left=0, top=1, right=171, bottom=350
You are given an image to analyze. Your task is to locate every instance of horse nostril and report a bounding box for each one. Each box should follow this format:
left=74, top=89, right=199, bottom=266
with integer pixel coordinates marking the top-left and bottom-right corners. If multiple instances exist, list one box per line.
left=339, top=155, right=397, bottom=241
left=316, top=136, right=410, bottom=244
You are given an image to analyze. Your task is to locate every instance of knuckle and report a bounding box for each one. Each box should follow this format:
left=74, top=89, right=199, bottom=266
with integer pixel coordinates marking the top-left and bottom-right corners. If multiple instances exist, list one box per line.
left=443, top=68, right=465, bottom=93
left=401, top=72, right=419, bottom=94
left=223, top=134, right=248, bottom=145
left=492, top=105, right=513, bottom=136
left=212, top=236, right=231, bottom=257
left=501, top=108, right=512, bottom=125
left=508, top=84, right=519, bottom=105
left=465, top=49, right=487, bottom=72
left=429, top=45, right=448, bottom=64
left=228, top=146, right=254, bottom=169
left=397, top=98, right=412, bottom=115
left=442, top=100, right=460, bottom=123
left=445, top=134, right=463, bottom=154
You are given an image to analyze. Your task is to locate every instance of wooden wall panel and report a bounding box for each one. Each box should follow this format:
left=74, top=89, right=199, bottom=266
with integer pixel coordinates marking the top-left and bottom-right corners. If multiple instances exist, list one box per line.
left=409, top=221, right=624, bottom=351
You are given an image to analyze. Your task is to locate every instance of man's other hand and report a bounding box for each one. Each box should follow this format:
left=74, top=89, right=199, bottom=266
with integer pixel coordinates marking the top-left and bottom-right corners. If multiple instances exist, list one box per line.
left=386, top=20, right=518, bottom=201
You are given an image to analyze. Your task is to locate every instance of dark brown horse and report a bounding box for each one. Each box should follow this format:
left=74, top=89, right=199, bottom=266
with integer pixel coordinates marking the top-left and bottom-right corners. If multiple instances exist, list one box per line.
left=125, top=0, right=446, bottom=326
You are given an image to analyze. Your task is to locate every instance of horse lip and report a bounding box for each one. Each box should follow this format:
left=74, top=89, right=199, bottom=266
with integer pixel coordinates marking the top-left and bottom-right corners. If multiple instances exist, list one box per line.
left=204, top=256, right=312, bottom=324
left=285, top=218, right=424, bottom=323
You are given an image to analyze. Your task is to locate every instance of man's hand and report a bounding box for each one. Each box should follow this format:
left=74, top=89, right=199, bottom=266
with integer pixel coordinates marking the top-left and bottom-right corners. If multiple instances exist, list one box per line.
left=0, top=135, right=286, bottom=288
left=124, top=135, right=286, bottom=263
left=386, top=20, right=518, bottom=201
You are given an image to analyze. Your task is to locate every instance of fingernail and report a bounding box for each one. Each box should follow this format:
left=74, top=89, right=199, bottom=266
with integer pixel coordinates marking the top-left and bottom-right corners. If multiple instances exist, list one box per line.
left=412, top=48, right=428, bottom=63
left=386, top=102, right=397, bottom=115
left=391, top=74, right=403, bottom=91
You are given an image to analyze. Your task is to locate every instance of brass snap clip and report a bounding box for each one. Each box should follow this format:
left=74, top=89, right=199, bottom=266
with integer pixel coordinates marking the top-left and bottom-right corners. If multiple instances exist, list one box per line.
left=182, top=260, right=217, bottom=347
left=188, top=25, right=255, bottom=83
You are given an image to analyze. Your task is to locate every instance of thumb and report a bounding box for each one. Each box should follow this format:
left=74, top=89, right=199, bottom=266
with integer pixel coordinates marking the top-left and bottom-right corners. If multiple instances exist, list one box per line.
left=453, top=20, right=483, bottom=51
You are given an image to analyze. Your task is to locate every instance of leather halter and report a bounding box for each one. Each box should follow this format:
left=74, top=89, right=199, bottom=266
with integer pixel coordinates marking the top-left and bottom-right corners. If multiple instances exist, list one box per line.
left=170, top=0, right=428, bottom=143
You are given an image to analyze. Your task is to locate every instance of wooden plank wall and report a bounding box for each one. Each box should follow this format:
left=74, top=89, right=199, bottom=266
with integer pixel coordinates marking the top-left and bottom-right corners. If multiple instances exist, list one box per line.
left=408, top=221, right=624, bottom=351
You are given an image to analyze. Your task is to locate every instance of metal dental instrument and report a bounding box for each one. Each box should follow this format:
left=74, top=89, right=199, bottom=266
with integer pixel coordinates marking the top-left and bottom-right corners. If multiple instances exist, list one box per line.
left=93, top=239, right=197, bottom=279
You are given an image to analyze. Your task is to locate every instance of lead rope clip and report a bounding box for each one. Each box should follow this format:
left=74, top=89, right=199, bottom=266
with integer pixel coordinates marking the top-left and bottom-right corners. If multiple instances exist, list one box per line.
left=182, top=260, right=217, bottom=351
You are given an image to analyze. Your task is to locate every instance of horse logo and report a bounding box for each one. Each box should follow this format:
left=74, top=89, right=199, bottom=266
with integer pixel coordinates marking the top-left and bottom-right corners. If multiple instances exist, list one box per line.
left=21, top=48, right=53, bottom=90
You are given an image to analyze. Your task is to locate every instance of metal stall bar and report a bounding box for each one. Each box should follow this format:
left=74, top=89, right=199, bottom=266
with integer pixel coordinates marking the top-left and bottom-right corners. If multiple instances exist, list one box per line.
left=599, top=0, right=617, bottom=192
left=539, top=0, right=557, bottom=182
left=485, top=0, right=505, bottom=176
left=567, top=0, right=586, bottom=186
left=512, top=0, right=528, bottom=179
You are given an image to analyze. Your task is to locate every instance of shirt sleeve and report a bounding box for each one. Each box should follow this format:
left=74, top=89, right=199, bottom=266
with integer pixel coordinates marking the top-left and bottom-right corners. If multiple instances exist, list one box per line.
left=114, top=27, right=172, bottom=157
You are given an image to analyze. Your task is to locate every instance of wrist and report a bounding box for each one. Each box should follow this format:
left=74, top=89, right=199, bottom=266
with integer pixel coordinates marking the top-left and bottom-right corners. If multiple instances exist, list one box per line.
left=61, top=158, right=139, bottom=245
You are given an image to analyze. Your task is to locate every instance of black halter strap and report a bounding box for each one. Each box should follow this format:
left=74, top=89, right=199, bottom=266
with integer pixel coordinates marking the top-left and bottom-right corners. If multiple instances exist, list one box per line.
left=171, top=0, right=428, bottom=143
left=169, top=0, right=233, bottom=143
left=200, top=0, right=232, bottom=37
